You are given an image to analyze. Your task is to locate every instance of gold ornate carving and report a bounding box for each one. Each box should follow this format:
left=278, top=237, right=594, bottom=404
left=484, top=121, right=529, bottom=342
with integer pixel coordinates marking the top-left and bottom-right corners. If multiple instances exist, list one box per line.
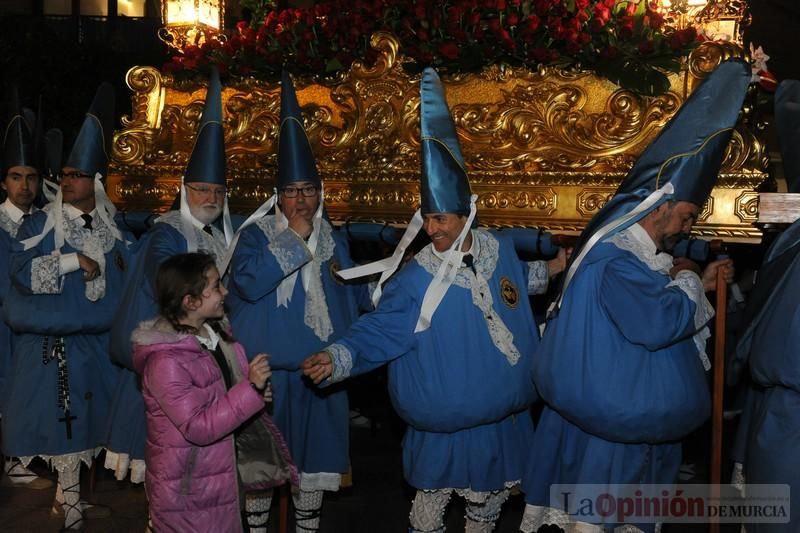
left=734, top=191, right=760, bottom=222
left=109, top=33, right=767, bottom=242
left=576, top=189, right=615, bottom=218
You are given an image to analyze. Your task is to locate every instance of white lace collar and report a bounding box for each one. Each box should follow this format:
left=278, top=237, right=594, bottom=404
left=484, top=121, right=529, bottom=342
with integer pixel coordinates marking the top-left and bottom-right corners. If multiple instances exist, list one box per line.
left=606, top=223, right=673, bottom=274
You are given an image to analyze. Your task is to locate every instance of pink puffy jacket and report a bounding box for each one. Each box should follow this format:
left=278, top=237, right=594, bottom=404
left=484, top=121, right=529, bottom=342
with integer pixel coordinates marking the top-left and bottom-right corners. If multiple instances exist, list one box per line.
left=133, top=319, right=271, bottom=533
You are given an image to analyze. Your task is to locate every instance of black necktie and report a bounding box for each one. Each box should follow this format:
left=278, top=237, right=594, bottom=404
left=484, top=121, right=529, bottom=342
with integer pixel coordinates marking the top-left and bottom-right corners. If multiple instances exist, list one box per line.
left=80, top=214, right=93, bottom=231
left=203, top=225, right=213, bottom=235
left=21, top=213, right=30, bottom=221
left=462, top=254, right=476, bottom=274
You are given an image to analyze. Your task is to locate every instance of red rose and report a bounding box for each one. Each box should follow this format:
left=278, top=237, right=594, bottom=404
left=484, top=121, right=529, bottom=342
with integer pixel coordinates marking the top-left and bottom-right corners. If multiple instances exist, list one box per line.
left=439, top=41, right=460, bottom=59
left=590, top=16, right=606, bottom=31
left=526, top=14, right=541, bottom=32
left=469, top=12, right=482, bottom=26
left=649, top=11, right=664, bottom=29
left=594, top=4, right=610, bottom=21
left=507, top=12, right=519, bottom=26
left=638, top=39, right=654, bottom=54
left=488, top=18, right=501, bottom=33
left=497, top=0, right=507, bottom=9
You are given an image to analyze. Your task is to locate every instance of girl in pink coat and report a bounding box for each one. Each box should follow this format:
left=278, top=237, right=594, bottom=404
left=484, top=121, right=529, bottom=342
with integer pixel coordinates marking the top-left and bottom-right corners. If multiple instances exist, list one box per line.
left=132, top=252, right=297, bottom=533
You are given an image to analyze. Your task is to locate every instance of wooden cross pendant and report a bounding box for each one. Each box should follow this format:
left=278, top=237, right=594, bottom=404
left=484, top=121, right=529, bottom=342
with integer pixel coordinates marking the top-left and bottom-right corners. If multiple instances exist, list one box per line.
left=59, top=410, right=77, bottom=440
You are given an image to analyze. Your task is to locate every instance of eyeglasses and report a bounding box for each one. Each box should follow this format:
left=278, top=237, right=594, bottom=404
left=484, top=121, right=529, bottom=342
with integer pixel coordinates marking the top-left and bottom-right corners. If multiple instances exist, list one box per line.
left=185, top=183, right=227, bottom=198
left=60, top=171, right=93, bottom=180
left=281, top=185, right=318, bottom=198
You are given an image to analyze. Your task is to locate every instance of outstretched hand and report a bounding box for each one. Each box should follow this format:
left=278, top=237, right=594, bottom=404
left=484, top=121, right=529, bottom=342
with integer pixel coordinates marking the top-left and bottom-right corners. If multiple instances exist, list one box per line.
left=302, top=351, right=333, bottom=385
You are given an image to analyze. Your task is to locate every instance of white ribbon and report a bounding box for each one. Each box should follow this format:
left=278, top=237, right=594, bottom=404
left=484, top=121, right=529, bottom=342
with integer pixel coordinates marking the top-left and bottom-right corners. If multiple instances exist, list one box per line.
left=42, top=179, right=59, bottom=203
left=21, top=173, right=122, bottom=251
left=275, top=184, right=325, bottom=308
left=547, top=182, right=675, bottom=319
left=336, top=209, right=425, bottom=306
left=218, top=191, right=277, bottom=276
left=414, top=194, right=478, bottom=333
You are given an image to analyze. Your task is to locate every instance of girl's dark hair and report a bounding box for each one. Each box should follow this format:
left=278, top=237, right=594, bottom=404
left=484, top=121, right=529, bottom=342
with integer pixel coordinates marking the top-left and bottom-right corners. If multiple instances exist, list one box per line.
left=156, top=252, right=230, bottom=338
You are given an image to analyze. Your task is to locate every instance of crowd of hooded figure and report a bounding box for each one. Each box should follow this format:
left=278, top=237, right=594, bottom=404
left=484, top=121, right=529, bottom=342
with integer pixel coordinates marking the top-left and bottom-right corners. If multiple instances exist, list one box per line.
left=0, top=57, right=797, bottom=533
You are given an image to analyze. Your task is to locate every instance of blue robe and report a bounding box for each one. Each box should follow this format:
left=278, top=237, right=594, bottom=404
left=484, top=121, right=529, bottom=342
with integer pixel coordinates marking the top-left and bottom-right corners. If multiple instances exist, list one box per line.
left=227, top=215, right=368, bottom=486
left=525, top=229, right=711, bottom=532
left=0, top=208, right=25, bottom=417
left=733, top=220, right=800, bottom=533
left=105, top=211, right=230, bottom=464
left=1, top=207, right=132, bottom=458
left=323, top=230, right=539, bottom=491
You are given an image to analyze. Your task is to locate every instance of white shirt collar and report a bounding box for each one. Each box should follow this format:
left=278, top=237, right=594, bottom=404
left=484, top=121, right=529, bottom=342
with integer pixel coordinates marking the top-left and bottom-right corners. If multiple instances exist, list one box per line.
left=1, top=199, right=34, bottom=223
left=431, top=229, right=477, bottom=262
left=63, top=203, right=98, bottom=222
left=195, top=323, right=220, bottom=350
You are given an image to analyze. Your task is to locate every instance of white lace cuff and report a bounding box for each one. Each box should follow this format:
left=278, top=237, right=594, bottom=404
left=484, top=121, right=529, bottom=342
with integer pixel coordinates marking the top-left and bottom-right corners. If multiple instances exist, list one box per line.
left=326, top=343, right=353, bottom=383
left=31, top=255, right=63, bottom=294
left=59, top=253, right=80, bottom=275
left=527, top=260, right=549, bottom=295
left=668, top=270, right=714, bottom=371
left=268, top=229, right=313, bottom=275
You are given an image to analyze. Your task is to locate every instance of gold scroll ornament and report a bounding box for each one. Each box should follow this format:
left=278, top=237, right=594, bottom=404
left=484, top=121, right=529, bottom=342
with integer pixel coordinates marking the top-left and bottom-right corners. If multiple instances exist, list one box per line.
left=109, top=33, right=767, bottom=242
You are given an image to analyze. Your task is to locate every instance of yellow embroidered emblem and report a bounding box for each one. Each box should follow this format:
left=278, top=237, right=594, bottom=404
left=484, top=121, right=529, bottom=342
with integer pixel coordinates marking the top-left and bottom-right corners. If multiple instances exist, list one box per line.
left=500, top=277, right=518, bottom=309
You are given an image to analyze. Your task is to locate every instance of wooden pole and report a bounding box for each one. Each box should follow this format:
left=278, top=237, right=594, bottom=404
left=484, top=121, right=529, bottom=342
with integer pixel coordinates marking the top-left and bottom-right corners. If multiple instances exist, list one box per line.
left=278, top=483, right=289, bottom=533
left=709, top=269, right=728, bottom=533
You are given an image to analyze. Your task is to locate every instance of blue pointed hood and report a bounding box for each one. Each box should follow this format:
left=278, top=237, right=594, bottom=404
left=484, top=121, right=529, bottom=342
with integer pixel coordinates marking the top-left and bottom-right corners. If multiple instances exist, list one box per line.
left=65, top=82, right=114, bottom=176
left=277, top=70, right=320, bottom=189
left=775, top=80, right=800, bottom=194
left=2, top=86, right=35, bottom=172
left=419, top=67, right=472, bottom=215
left=184, top=66, right=226, bottom=186
left=574, top=60, right=750, bottom=254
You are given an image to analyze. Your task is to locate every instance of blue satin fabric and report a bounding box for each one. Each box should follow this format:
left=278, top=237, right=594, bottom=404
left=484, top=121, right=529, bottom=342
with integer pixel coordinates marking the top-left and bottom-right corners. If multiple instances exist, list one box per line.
left=184, top=67, right=226, bottom=186
left=419, top=68, right=472, bottom=215
left=65, top=82, right=115, bottom=177
left=2, top=89, right=35, bottom=170
left=563, top=60, right=751, bottom=279
left=277, top=70, right=321, bottom=188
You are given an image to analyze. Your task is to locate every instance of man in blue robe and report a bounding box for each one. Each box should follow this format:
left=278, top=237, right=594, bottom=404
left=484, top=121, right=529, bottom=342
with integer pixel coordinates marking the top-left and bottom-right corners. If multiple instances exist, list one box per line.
left=226, top=71, right=371, bottom=533
left=519, top=60, right=749, bottom=533
left=0, top=90, right=53, bottom=490
left=301, top=68, right=554, bottom=533
left=728, top=78, right=800, bottom=533
left=104, top=67, right=234, bottom=486
left=1, top=83, right=133, bottom=531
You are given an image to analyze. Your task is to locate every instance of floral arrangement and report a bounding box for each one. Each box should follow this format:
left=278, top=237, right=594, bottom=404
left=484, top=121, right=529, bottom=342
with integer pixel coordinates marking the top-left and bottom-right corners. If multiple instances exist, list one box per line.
left=165, top=0, right=700, bottom=96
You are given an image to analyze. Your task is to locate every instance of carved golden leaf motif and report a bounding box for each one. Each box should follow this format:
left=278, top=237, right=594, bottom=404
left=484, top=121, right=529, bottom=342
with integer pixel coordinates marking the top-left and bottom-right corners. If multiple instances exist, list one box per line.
left=109, top=33, right=767, bottom=241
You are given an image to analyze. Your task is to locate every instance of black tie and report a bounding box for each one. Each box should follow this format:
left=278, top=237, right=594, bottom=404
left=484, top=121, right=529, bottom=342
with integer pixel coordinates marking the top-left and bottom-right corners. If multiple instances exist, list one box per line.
left=21, top=213, right=30, bottom=221
left=203, top=225, right=213, bottom=235
left=80, top=214, right=93, bottom=231
left=462, top=254, right=476, bottom=274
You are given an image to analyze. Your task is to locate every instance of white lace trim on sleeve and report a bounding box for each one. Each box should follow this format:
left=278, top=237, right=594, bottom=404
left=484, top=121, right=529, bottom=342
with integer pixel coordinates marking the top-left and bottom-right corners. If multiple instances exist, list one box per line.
left=668, top=270, right=714, bottom=371
left=527, top=260, right=549, bottom=295
left=31, top=254, right=62, bottom=294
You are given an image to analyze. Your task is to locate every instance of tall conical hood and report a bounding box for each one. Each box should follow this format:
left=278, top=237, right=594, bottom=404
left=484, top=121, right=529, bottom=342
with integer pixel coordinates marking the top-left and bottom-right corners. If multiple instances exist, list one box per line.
left=551, top=60, right=751, bottom=312
left=65, top=82, right=115, bottom=177
left=277, top=70, right=320, bottom=189
left=184, top=66, right=226, bottom=186
left=2, top=86, right=35, bottom=172
left=573, top=61, right=750, bottom=256
left=419, top=67, right=472, bottom=215
left=775, top=79, right=800, bottom=193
